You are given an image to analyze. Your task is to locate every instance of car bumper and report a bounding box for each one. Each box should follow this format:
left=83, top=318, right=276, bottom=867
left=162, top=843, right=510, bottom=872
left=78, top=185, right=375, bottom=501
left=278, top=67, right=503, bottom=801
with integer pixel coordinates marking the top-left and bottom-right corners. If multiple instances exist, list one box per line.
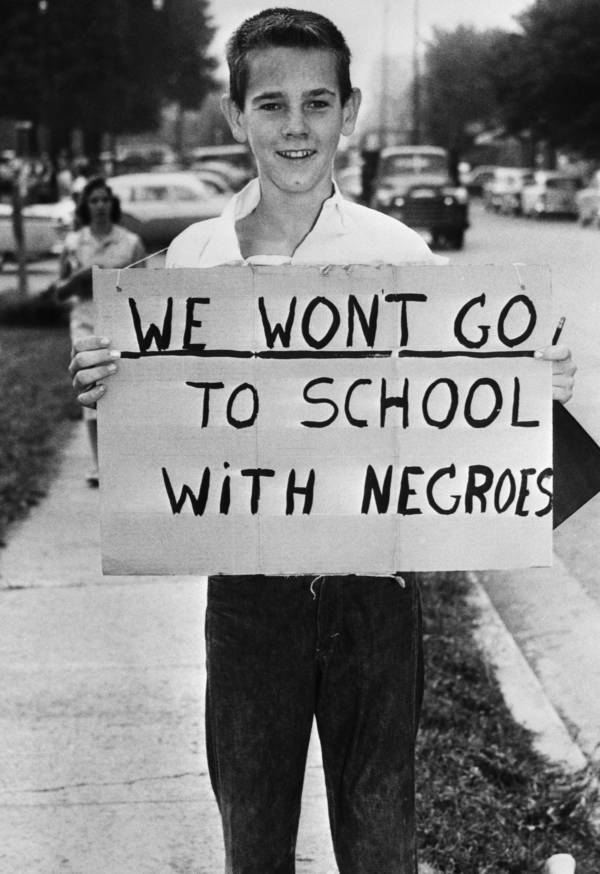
left=383, top=200, right=469, bottom=233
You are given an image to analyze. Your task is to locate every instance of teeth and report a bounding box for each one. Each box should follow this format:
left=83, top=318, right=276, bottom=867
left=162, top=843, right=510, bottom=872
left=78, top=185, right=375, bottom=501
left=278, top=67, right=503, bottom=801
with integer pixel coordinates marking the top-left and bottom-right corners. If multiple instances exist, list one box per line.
left=278, top=150, right=314, bottom=158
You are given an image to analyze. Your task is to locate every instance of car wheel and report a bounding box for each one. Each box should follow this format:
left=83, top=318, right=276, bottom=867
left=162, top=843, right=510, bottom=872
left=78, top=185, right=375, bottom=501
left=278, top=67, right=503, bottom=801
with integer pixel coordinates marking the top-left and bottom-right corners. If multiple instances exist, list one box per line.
left=449, top=230, right=465, bottom=250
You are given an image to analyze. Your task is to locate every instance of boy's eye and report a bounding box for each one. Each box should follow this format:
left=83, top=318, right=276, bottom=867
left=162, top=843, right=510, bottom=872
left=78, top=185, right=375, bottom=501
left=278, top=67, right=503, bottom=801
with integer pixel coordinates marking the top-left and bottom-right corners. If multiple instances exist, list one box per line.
left=259, top=102, right=282, bottom=111
left=307, top=100, right=330, bottom=110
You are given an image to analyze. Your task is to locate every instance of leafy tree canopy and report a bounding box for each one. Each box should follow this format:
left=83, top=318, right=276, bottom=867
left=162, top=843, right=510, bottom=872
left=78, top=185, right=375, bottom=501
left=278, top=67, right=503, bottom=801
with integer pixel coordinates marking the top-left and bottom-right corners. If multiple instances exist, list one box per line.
left=422, top=25, right=503, bottom=156
left=487, top=0, right=600, bottom=156
left=420, top=0, right=600, bottom=163
left=0, top=0, right=217, bottom=156
left=420, top=25, right=508, bottom=175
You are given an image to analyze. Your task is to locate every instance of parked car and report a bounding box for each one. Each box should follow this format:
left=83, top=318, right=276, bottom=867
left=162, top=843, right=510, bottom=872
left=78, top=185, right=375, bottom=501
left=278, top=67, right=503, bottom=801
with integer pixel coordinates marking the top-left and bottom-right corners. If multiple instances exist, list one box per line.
left=107, top=172, right=229, bottom=247
left=191, top=167, right=236, bottom=196
left=370, top=145, right=469, bottom=249
left=189, top=159, right=251, bottom=192
left=483, top=167, right=535, bottom=215
left=113, top=144, right=180, bottom=174
left=575, top=170, right=600, bottom=226
left=0, top=198, right=74, bottom=269
left=461, top=164, right=498, bottom=197
left=335, top=165, right=362, bottom=202
left=186, top=144, right=255, bottom=191
left=521, top=171, right=581, bottom=219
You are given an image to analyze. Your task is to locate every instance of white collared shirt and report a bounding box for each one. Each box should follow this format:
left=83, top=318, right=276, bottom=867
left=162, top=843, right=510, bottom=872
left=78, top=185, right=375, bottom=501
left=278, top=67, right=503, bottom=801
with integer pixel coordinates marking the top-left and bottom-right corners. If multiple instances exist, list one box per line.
left=166, top=178, right=439, bottom=268
left=63, top=224, right=146, bottom=271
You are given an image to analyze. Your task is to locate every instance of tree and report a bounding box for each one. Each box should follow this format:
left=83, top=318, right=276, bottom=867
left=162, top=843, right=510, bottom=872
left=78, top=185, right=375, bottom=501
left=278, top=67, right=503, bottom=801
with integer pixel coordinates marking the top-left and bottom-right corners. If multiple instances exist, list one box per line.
left=0, top=0, right=217, bottom=159
left=161, top=0, right=217, bottom=109
left=158, top=0, right=218, bottom=155
left=0, top=1, right=43, bottom=123
left=490, top=0, right=600, bottom=157
left=421, top=26, right=504, bottom=176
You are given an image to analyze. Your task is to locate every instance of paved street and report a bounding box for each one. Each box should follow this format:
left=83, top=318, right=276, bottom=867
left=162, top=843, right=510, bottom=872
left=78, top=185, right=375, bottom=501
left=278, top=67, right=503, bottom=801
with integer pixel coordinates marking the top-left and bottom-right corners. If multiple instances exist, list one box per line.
left=452, top=203, right=600, bottom=762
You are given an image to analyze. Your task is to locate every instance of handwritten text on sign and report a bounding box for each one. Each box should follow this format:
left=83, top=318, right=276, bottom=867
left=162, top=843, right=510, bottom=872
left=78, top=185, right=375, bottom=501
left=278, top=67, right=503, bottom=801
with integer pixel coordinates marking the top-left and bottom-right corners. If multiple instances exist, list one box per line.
left=95, top=264, right=552, bottom=575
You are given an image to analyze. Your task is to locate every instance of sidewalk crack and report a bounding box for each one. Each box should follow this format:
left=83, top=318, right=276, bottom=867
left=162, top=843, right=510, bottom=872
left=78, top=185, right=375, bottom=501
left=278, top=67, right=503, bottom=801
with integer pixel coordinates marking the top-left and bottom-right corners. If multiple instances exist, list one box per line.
left=2, top=771, right=205, bottom=795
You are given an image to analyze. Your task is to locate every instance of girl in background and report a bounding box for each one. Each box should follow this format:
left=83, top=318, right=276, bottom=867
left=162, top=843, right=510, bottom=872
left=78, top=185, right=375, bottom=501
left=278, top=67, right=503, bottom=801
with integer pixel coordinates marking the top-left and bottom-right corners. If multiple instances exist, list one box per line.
left=56, top=176, right=145, bottom=485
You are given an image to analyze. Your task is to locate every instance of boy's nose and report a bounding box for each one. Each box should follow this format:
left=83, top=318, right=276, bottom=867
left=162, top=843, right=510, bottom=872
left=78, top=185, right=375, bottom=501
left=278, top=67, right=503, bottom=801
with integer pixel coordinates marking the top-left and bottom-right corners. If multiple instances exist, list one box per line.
left=282, top=108, right=309, bottom=137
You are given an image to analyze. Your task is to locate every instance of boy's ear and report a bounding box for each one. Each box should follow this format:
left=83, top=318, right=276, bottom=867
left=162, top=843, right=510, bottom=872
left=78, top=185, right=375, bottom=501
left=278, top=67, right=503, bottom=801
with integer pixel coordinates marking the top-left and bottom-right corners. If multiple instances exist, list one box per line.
left=220, top=95, right=248, bottom=144
left=341, top=88, right=362, bottom=137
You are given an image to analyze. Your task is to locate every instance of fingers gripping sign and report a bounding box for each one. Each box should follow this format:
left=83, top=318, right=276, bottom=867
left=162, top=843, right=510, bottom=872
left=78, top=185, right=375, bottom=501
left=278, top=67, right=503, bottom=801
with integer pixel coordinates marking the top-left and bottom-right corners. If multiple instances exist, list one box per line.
left=534, top=342, right=577, bottom=405
left=69, top=335, right=121, bottom=408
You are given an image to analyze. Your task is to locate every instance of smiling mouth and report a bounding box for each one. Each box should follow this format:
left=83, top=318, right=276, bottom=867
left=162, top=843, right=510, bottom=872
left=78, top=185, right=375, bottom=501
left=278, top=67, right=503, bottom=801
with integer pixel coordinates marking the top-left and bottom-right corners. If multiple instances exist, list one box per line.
left=276, top=149, right=316, bottom=160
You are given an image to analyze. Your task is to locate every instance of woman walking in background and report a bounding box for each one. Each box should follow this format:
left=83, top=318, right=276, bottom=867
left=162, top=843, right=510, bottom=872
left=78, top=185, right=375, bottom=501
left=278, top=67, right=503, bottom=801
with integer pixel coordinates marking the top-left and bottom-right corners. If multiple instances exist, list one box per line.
left=56, top=176, right=145, bottom=485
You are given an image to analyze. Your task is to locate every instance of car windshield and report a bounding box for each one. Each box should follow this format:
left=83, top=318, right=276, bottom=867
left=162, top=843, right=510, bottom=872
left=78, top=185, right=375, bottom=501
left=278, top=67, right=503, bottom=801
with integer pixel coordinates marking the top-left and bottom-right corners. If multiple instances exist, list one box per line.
left=547, top=178, right=576, bottom=191
left=173, top=185, right=204, bottom=201
left=381, top=153, right=448, bottom=175
left=132, top=185, right=170, bottom=202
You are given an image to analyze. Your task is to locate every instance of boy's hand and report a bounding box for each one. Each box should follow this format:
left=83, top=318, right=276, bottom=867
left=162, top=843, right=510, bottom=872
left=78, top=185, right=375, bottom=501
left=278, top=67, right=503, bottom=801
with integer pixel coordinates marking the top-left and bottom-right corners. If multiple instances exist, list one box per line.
left=534, top=344, right=576, bottom=404
left=68, top=335, right=120, bottom=408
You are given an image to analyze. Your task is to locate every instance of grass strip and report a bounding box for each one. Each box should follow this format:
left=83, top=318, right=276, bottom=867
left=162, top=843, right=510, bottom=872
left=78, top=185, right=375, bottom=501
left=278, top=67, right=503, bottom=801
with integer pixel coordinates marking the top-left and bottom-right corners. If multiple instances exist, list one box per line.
left=418, top=572, right=599, bottom=873
left=0, top=325, right=80, bottom=545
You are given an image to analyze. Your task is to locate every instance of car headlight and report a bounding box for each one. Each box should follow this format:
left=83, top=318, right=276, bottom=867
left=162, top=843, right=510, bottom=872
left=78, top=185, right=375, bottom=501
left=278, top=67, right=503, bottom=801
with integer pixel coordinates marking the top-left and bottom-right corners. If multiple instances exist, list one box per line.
left=442, top=186, right=468, bottom=204
left=374, top=187, right=396, bottom=208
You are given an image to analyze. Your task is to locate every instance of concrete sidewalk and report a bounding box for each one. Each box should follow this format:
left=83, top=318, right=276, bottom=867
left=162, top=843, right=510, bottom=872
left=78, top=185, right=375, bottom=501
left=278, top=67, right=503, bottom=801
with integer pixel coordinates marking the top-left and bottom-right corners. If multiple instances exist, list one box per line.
left=0, top=424, right=336, bottom=873
left=0, top=421, right=596, bottom=871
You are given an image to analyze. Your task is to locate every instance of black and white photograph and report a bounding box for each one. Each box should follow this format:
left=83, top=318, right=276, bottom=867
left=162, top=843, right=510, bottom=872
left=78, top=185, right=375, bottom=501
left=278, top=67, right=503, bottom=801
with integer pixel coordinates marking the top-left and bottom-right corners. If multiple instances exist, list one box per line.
left=0, top=1, right=599, bottom=872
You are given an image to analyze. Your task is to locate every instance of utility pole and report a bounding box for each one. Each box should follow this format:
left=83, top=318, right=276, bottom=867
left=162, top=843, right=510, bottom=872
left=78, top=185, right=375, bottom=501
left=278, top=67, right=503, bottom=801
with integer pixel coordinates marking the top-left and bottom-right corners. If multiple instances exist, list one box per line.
left=11, top=154, right=29, bottom=298
left=412, top=0, right=421, bottom=145
left=379, top=0, right=391, bottom=146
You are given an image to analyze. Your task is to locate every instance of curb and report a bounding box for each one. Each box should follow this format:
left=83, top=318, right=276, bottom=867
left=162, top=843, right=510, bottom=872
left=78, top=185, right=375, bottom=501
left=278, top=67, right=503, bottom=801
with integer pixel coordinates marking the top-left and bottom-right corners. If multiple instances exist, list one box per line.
left=466, top=573, right=600, bottom=841
left=465, top=572, right=588, bottom=773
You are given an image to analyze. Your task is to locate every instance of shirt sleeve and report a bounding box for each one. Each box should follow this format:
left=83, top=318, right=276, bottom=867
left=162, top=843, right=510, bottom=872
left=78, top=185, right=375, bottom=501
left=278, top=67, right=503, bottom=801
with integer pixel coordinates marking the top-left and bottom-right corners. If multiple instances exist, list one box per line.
left=165, top=221, right=215, bottom=267
left=165, top=229, right=190, bottom=268
left=395, top=225, right=446, bottom=264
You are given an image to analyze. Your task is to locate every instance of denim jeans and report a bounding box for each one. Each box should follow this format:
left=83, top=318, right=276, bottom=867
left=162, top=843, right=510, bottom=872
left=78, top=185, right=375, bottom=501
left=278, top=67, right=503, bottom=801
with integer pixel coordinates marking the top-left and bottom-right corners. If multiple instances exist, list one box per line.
left=205, top=573, right=424, bottom=874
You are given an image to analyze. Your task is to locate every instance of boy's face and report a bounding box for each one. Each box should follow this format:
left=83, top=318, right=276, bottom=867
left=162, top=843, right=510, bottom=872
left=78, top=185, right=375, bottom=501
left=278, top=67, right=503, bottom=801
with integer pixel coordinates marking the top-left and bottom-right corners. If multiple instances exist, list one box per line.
left=222, top=46, right=361, bottom=198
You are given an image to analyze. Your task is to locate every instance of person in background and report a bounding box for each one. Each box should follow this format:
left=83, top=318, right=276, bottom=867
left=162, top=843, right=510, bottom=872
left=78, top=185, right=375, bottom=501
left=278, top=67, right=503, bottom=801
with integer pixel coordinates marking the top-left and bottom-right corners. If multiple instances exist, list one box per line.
left=70, top=158, right=91, bottom=205
left=360, top=131, right=381, bottom=205
left=56, top=176, right=145, bottom=485
left=55, top=151, right=74, bottom=201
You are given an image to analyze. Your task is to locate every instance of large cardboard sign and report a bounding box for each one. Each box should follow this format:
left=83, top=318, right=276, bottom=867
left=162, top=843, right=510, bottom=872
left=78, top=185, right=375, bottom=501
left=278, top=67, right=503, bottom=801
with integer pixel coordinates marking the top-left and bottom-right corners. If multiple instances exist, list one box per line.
left=95, top=264, right=552, bottom=575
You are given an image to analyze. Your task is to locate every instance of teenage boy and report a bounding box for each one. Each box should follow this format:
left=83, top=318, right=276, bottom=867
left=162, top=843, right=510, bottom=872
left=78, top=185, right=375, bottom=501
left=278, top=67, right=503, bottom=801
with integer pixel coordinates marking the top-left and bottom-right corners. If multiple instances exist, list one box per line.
left=70, top=9, right=575, bottom=873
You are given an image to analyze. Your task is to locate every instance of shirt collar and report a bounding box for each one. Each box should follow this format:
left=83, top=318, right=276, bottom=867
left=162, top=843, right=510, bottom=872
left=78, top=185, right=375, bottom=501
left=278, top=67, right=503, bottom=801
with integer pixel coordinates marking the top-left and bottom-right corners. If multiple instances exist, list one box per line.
left=81, top=224, right=121, bottom=246
left=222, top=177, right=350, bottom=234
left=200, top=176, right=351, bottom=266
